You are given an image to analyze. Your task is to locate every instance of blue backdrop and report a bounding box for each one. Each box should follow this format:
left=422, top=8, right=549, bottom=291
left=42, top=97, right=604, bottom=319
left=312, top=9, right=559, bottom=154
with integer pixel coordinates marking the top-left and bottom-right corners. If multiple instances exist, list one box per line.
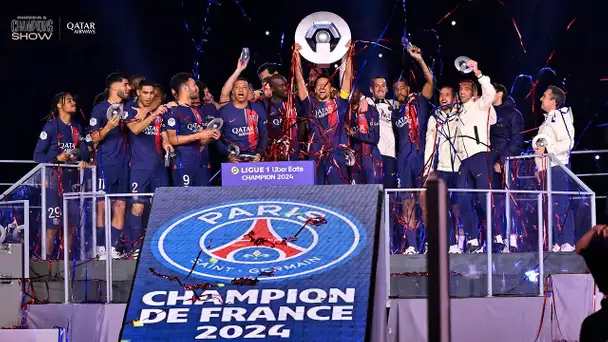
left=120, top=185, right=381, bottom=341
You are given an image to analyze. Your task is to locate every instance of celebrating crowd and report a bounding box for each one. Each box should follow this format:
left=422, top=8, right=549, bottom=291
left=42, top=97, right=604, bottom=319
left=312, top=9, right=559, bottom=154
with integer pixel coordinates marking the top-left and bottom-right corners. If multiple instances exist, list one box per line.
left=33, top=42, right=576, bottom=259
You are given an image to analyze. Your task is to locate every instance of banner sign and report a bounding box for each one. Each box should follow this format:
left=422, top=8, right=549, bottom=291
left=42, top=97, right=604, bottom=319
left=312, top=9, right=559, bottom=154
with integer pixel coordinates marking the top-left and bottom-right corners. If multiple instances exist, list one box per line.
left=120, top=185, right=381, bottom=341
left=221, top=161, right=315, bottom=187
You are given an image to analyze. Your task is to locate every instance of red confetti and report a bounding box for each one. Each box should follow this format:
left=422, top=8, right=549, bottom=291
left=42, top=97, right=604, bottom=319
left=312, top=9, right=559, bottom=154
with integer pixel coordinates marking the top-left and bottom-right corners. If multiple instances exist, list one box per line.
left=231, top=277, right=260, bottom=286
left=566, top=17, right=576, bottom=31
left=511, top=18, right=526, bottom=53
left=436, top=4, right=460, bottom=25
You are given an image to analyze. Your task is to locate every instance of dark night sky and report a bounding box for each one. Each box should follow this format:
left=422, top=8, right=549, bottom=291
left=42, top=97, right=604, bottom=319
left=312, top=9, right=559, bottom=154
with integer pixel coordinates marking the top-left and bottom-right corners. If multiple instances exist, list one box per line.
left=0, top=0, right=605, bottom=173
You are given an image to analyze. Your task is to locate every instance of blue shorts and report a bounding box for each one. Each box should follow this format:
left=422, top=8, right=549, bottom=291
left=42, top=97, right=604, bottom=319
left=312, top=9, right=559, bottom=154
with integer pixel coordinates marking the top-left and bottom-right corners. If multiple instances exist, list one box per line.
left=45, top=170, right=81, bottom=229
left=171, top=163, right=210, bottom=187
left=96, top=163, right=129, bottom=195
left=396, top=157, right=423, bottom=189
left=130, top=164, right=169, bottom=202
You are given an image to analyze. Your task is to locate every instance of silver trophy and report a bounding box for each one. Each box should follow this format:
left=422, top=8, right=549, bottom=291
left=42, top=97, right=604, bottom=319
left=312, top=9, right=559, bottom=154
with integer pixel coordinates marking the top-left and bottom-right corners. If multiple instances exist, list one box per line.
left=105, top=103, right=128, bottom=121
left=206, top=118, right=224, bottom=131
left=344, top=149, right=356, bottom=167
left=532, top=134, right=551, bottom=149
left=295, top=12, right=351, bottom=67
left=454, top=56, right=473, bottom=74
left=228, top=144, right=256, bottom=162
left=65, top=148, right=81, bottom=163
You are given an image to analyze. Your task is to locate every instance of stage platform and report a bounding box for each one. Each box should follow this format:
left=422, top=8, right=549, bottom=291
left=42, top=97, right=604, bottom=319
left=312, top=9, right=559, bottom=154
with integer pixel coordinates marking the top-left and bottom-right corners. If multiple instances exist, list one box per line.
left=24, top=252, right=586, bottom=302
left=390, top=252, right=587, bottom=297
left=21, top=274, right=599, bottom=342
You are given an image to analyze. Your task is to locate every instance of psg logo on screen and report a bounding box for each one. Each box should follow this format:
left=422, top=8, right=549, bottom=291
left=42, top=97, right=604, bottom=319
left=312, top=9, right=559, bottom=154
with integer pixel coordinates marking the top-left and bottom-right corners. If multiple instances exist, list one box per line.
left=151, top=200, right=365, bottom=281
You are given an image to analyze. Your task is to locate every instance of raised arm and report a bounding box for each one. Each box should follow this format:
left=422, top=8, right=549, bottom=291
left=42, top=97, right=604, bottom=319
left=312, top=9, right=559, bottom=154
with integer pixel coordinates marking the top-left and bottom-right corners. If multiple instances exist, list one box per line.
left=293, top=44, right=309, bottom=101
left=469, top=60, right=496, bottom=114
left=408, top=46, right=434, bottom=100
left=339, top=42, right=354, bottom=95
left=219, top=58, right=248, bottom=104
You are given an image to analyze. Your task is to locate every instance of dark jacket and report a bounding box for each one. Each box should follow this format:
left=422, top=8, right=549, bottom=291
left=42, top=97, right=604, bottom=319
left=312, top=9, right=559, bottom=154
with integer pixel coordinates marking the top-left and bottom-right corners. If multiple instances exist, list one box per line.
left=490, top=96, right=524, bottom=162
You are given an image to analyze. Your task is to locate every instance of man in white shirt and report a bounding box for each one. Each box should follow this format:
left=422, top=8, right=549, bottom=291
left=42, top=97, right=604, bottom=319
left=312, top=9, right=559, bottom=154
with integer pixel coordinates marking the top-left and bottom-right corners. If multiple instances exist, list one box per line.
left=455, top=59, right=497, bottom=253
left=367, top=76, right=398, bottom=188
left=533, top=85, right=575, bottom=252
left=421, top=86, right=462, bottom=253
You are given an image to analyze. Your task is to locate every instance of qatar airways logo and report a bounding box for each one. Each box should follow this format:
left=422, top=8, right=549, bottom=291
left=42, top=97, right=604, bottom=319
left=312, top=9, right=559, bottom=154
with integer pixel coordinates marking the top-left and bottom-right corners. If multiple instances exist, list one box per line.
left=232, top=126, right=255, bottom=137
left=59, top=142, right=75, bottom=151
left=395, top=115, right=410, bottom=128
left=187, top=123, right=201, bottom=132
left=143, top=125, right=161, bottom=136
left=66, top=21, right=95, bottom=35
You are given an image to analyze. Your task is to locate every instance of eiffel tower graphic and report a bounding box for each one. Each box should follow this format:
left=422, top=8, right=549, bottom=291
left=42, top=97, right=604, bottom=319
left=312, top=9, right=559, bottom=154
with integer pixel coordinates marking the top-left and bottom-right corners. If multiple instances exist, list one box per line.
left=210, top=219, right=306, bottom=260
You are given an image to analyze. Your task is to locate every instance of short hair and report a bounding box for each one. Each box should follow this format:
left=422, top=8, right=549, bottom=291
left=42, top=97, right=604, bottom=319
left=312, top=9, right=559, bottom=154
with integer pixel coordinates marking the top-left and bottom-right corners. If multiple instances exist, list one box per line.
left=440, top=85, right=456, bottom=97
left=460, top=79, right=480, bottom=95
left=314, top=75, right=332, bottom=88
left=268, top=74, right=286, bottom=84
left=128, top=75, right=145, bottom=85
left=548, top=85, right=566, bottom=108
left=257, top=62, right=280, bottom=78
left=170, top=72, right=194, bottom=95
left=137, top=79, right=156, bottom=90
left=493, top=83, right=508, bottom=103
left=393, top=78, right=409, bottom=88
left=371, top=76, right=387, bottom=86
left=235, top=76, right=249, bottom=85
left=106, top=72, right=127, bottom=88
left=93, top=90, right=108, bottom=106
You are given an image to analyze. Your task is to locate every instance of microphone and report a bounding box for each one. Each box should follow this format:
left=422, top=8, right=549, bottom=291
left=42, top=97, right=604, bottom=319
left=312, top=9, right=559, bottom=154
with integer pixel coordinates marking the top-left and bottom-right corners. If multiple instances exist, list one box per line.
left=473, top=126, right=480, bottom=145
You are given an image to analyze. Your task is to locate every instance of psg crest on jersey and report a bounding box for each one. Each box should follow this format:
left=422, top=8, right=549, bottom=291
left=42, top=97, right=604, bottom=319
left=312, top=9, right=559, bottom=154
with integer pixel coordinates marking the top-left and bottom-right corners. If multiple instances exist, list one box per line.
left=151, top=200, right=366, bottom=281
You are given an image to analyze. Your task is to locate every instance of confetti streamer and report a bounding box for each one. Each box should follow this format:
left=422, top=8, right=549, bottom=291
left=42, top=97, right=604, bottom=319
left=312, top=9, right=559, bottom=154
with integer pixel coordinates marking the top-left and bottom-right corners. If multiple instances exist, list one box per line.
left=436, top=4, right=460, bottom=25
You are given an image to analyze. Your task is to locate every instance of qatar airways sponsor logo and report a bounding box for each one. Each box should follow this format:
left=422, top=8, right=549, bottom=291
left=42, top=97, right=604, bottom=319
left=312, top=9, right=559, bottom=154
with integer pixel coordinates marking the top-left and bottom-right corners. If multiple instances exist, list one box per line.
left=143, top=125, right=161, bottom=136
left=231, top=126, right=256, bottom=137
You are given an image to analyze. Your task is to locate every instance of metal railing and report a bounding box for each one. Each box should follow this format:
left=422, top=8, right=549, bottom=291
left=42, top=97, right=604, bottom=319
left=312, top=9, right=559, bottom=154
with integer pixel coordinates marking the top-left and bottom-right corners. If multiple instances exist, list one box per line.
left=385, top=153, right=596, bottom=299
left=62, top=191, right=153, bottom=304
left=384, top=187, right=594, bottom=298
left=0, top=200, right=30, bottom=279
left=504, top=153, right=595, bottom=248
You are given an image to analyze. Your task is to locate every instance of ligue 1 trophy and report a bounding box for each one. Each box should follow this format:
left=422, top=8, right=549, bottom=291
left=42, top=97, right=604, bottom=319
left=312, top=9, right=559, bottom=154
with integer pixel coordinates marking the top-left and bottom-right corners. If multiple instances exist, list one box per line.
left=206, top=118, right=224, bottom=131
left=454, top=56, right=474, bottom=74
left=105, top=103, right=128, bottom=121
left=228, top=144, right=256, bottom=162
left=532, top=134, right=551, bottom=149
left=295, top=11, right=351, bottom=67
left=65, top=148, right=81, bottom=163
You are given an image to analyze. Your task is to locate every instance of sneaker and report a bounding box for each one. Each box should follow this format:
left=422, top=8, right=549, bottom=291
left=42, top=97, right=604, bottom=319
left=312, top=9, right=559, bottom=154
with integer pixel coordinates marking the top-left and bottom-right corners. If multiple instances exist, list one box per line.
left=423, top=242, right=428, bottom=255
left=96, top=246, right=124, bottom=260
left=551, top=244, right=561, bottom=253
left=560, top=243, right=575, bottom=252
left=110, top=247, right=125, bottom=259
left=467, top=244, right=484, bottom=253
left=404, top=246, right=418, bottom=255
left=96, top=246, right=107, bottom=260
left=449, top=245, right=462, bottom=254
left=466, top=239, right=484, bottom=253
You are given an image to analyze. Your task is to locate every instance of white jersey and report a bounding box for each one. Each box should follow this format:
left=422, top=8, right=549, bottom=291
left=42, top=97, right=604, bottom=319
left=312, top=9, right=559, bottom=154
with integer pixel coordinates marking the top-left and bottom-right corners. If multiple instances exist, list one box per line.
left=534, top=107, right=575, bottom=170
left=424, top=108, right=461, bottom=175
left=367, top=98, right=396, bottom=158
left=455, top=75, right=497, bottom=160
